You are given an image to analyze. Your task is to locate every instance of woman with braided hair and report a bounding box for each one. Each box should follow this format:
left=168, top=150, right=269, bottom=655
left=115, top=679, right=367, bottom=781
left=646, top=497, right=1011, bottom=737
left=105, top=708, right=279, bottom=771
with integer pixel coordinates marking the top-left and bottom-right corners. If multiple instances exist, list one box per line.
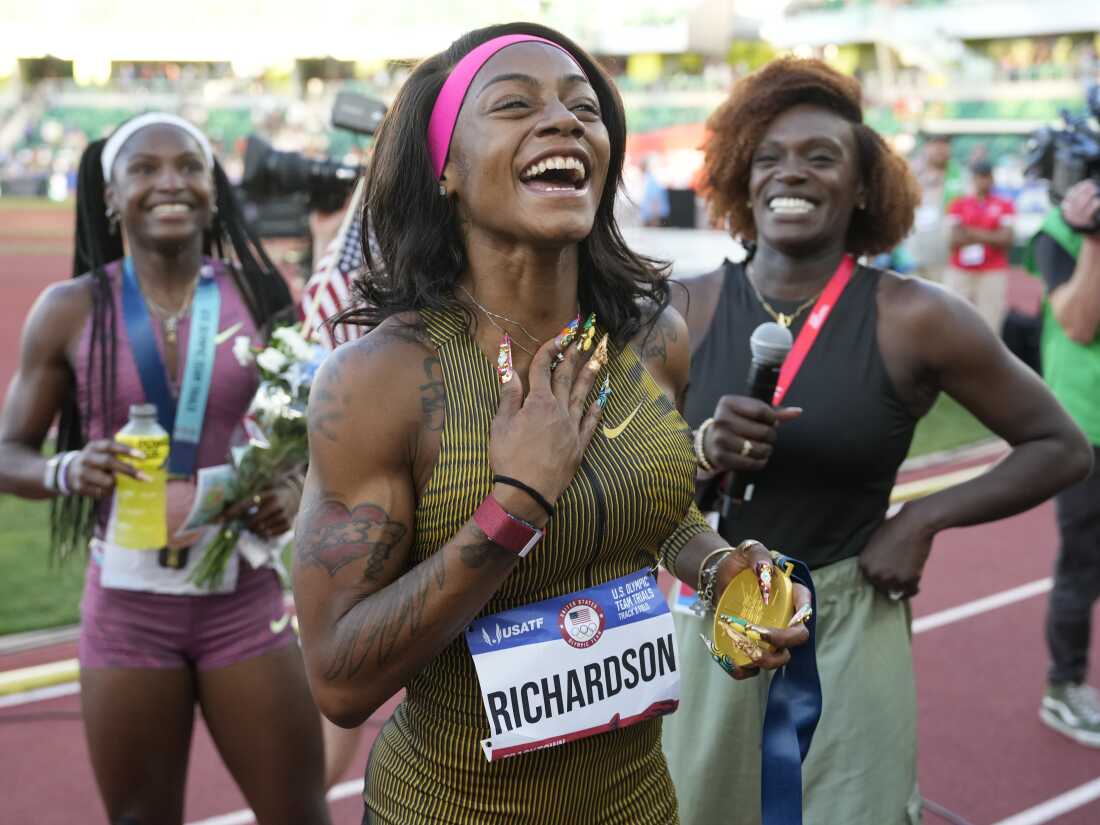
left=0, top=115, right=330, bottom=824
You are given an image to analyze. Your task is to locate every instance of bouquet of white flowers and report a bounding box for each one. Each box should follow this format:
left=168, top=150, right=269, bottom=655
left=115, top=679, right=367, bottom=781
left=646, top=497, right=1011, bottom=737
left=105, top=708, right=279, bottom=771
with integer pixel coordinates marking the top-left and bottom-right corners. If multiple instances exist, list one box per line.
left=188, top=325, right=326, bottom=589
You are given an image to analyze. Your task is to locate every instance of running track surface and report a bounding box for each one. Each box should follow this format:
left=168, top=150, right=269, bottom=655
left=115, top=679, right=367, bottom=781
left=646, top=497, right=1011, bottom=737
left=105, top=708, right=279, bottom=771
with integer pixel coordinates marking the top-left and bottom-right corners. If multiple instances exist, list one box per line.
left=2, top=208, right=1096, bottom=824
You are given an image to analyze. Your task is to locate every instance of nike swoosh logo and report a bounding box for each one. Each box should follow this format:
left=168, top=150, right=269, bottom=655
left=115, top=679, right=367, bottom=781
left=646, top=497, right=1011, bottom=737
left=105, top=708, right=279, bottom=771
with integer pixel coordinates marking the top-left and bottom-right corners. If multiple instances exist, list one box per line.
left=214, top=322, right=243, bottom=345
left=601, top=402, right=644, bottom=439
left=270, top=611, right=291, bottom=634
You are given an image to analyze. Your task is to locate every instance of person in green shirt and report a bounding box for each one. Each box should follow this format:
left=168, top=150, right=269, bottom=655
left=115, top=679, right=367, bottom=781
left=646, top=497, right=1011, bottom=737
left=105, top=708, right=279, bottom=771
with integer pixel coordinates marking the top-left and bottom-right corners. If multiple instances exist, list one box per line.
left=1027, top=178, right=1100, bottom=746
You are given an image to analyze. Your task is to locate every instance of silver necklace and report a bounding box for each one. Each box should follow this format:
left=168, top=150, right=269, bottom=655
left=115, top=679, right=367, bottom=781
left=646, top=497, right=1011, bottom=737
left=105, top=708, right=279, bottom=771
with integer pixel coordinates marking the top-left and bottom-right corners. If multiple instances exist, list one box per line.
left=459, top=285, right=577, bottom=358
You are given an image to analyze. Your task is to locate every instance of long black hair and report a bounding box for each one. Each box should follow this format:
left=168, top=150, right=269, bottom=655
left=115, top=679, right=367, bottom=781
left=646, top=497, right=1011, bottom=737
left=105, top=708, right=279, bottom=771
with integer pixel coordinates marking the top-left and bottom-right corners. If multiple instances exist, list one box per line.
left=342, top=21, right=670, bottom=344
left=53, top=127, right=293, bottom=561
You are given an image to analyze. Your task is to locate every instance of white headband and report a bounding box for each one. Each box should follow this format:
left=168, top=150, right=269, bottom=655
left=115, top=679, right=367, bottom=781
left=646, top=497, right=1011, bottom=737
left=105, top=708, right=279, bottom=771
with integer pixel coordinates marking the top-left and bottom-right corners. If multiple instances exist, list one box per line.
left=100, top=113, right=215, bottom=182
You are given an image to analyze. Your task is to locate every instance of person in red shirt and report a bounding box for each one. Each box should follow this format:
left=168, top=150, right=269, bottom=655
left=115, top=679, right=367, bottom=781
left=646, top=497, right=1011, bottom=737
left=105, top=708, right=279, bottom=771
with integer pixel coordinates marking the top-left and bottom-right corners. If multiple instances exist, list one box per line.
left=945, top=159, right=1016, bottom=332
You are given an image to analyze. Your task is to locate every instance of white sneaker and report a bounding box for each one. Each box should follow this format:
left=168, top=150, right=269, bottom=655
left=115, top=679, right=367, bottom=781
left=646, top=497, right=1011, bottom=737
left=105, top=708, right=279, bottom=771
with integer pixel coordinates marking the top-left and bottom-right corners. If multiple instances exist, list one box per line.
left=1040, top=683, right=1100, bottom=747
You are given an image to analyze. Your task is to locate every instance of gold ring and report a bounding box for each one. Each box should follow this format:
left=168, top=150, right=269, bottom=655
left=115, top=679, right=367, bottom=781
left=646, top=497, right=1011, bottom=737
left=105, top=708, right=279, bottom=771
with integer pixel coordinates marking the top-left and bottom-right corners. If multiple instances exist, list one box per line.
left=740, top=439, right=753, bottom=457
left=253, top=494, right=262, bottom=506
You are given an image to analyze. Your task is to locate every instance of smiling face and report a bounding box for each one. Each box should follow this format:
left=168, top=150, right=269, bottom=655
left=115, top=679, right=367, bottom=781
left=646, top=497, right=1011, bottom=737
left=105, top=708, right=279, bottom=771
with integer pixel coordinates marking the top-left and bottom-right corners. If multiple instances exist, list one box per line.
left=443, top=41, right=611, bottom=248
left=105, top=124, right=214, bottom=253
left=748, top=104, right=863, bottom=257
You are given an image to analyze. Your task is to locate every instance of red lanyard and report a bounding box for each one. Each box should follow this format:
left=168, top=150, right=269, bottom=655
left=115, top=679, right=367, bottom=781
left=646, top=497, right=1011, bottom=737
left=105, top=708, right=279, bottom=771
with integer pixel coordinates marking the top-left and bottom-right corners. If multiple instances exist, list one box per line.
left=771, top=255, right=856, bottom=406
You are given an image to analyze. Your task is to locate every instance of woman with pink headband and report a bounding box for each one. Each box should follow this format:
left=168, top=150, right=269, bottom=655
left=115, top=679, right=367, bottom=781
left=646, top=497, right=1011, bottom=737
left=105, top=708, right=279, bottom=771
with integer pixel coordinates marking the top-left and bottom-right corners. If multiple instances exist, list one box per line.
left=292, top=22, right=810, bottom=823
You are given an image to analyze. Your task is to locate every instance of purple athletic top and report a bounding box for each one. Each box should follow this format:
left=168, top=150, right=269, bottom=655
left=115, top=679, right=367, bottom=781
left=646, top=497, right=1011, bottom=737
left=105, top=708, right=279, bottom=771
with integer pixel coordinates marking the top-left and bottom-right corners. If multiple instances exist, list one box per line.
left=75, top=258, right=260, bottom=527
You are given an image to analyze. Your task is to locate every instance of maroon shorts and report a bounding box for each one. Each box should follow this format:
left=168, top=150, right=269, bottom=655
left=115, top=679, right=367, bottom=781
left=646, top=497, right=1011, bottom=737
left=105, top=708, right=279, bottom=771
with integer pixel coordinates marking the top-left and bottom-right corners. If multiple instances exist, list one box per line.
left=79, top=561, right=295, bottom=671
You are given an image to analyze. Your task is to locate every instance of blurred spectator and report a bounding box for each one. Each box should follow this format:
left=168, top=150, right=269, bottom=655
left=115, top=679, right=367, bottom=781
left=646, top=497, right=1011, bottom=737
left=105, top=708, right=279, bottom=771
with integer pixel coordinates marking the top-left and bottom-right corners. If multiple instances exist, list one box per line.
left=908, top=134, right=966, bottom=282
left=639, top=156, right=670, bottom=227
left=944, top=159, right=1015, bottom=332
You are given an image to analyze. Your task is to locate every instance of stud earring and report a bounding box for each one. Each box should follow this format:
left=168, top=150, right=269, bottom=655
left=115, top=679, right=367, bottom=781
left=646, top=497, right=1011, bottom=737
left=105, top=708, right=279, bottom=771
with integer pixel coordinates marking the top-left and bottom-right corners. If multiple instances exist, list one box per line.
left=439, top=183, right=447, bottom=197
left=105, top=206, right=119, bottom=234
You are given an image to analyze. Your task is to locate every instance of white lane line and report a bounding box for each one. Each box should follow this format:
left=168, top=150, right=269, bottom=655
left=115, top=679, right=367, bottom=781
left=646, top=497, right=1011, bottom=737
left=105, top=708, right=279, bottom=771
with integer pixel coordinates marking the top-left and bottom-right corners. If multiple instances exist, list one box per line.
left=185, top=778, right=364, bottom=825
left=0, top=682, right=79, bottom=708
left=991, top=776, right=1100, bottom=825
left=912, top=578, right=1052, bottom=635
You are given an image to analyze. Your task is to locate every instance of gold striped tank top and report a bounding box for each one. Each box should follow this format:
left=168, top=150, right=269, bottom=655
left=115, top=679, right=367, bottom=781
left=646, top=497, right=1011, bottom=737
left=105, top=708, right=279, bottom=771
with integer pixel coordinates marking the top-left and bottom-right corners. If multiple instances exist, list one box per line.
left=364, top=307, right=700, bottom=824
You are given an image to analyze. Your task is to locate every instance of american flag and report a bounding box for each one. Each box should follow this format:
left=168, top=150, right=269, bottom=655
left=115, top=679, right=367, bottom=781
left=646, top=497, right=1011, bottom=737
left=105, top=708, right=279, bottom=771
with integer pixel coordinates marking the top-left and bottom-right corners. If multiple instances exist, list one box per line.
left=299, top=180, right=368, bottom=351
left=569, top=606, right=592, bottom=624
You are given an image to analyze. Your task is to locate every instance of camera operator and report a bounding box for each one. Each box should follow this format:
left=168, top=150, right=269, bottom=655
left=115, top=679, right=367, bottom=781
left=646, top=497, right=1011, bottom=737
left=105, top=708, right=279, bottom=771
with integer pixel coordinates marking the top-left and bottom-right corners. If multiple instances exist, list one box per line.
left=1029, top=177, right=1100, bottom=747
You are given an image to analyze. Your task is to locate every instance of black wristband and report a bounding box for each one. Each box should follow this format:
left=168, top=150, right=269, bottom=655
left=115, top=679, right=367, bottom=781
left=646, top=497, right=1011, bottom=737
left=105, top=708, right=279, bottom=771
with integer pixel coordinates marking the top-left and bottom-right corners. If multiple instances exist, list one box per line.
left=492, top=474, right=556, bottom=519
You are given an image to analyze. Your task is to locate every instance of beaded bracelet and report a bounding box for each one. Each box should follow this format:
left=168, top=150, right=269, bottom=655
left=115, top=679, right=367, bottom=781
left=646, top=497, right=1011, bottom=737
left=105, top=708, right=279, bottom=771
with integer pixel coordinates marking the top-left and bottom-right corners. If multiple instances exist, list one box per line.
left=694, top=417, right=716, bottom=473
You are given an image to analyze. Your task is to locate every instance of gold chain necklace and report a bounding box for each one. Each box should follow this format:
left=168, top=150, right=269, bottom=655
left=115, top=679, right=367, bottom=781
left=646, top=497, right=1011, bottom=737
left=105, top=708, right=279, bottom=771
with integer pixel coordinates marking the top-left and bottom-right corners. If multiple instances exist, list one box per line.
left=745, top=265, right=826, bottom=329
left=144, top=275, right=200, bottom=346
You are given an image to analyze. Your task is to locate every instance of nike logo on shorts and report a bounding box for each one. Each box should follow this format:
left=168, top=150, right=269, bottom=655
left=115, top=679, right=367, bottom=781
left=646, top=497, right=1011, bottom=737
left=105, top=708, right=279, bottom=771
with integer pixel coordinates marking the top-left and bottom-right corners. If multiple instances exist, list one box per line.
left=270, top=611, right=292, bottom=634
left=601, top=402, right=644, bottom=439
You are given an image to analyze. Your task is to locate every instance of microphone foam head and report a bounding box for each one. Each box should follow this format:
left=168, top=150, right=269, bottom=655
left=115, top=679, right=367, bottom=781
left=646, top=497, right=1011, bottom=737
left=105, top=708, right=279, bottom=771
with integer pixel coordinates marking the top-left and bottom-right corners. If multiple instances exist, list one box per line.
left=750, top=322, right=793, bottom=366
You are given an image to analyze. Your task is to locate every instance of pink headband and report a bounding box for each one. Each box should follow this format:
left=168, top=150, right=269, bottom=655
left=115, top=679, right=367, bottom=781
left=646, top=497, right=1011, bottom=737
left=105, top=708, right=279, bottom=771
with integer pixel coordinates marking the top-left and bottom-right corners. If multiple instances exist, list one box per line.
left=427, top=34, right=582, bottom=179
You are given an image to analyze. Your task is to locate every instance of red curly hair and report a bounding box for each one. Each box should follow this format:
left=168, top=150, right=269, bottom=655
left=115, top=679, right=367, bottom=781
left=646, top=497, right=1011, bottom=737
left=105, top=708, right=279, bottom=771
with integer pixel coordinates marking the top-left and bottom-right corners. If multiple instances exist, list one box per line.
left=701, top=57, right=919, bottom=256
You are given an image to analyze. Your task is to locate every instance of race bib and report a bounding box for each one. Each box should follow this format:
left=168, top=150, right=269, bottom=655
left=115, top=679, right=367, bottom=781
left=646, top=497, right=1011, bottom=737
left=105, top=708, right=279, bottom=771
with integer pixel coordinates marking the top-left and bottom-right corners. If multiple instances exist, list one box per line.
left=960, top=243, right=985, bottom=266
left=466, top=569, right=680, bottom=762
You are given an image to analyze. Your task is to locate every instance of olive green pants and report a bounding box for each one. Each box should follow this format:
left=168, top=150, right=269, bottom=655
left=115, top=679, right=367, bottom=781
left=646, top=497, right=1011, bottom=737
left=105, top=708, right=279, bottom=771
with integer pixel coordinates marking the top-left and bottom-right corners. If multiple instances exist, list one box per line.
left=663, top=556, right=922, bottom=825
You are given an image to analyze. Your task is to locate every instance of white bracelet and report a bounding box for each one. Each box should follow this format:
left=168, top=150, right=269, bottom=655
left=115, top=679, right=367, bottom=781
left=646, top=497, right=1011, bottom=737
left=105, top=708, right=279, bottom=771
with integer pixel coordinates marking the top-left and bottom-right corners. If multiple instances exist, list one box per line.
left=56, top=451, right=79, bottom=496
left=43, top=454, right=64, bottom=493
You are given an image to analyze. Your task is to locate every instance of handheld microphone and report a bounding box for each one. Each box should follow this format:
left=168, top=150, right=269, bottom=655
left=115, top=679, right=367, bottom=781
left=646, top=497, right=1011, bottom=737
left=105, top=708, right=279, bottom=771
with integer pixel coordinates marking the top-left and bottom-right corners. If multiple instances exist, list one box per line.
left=719, top=322, right=793, bottom=521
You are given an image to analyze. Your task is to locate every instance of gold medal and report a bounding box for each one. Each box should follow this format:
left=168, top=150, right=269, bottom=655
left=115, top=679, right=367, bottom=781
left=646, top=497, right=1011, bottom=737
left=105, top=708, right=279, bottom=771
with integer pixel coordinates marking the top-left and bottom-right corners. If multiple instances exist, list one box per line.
left=712, top=559, right=796, bottom=667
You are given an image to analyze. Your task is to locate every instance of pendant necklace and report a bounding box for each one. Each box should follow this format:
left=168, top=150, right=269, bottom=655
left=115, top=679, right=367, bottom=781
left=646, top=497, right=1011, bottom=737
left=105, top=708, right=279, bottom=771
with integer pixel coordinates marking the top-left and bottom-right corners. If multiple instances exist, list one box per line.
left=745, top=263, right=826, bottom=329
left=143, top=272, right=201, bottom=346
left=459, top=284, right=577, bottom=357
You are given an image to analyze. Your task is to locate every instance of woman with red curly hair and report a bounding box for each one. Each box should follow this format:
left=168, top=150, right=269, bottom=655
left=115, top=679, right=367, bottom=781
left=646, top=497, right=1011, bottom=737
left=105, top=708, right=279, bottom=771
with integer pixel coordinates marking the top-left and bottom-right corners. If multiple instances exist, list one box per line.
left=662, top=58, right=1090, bottom=824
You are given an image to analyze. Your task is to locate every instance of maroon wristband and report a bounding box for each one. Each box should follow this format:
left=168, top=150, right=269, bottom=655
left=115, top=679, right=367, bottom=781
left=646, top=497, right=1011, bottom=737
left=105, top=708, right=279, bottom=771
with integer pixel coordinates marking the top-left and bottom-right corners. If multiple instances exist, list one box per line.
left=473, top=495, right=543, bottom=558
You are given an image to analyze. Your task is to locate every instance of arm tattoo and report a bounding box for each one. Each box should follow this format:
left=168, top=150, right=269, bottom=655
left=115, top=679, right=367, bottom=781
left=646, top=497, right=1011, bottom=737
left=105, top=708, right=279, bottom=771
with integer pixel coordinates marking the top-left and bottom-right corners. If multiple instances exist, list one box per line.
left=641, top=312, right=678, bottom=367
left=308, top=349, right=351, bottom=443
left=459, top=540, right=497, bottom=569
left=323, top=552, right=446, bottom=680
left=296, top=497, right=407, bottom=580
left=419, top=356, right=447, bottom=432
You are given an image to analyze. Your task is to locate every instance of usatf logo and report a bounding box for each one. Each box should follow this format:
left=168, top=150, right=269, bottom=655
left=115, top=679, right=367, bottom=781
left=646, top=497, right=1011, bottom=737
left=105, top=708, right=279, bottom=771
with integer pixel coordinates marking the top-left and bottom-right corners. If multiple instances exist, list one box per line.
left=558, top=598, right=605, bottom=649
left=480, top=617, right=545, bottom=647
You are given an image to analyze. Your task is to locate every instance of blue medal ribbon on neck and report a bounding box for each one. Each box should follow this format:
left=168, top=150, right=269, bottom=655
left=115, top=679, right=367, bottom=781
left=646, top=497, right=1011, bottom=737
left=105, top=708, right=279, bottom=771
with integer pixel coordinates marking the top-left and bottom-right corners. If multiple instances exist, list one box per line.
left=759, top=554, right=821, bottom=825
left=120, top=257, right=221, bottom=477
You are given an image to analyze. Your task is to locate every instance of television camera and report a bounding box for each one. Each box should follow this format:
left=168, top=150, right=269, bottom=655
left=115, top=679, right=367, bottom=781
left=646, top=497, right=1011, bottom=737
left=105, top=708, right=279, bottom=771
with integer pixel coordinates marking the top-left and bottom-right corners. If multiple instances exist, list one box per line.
left=1026, top=84, right=1100, bottom=233
left=238, top=91, right=386, bottom=237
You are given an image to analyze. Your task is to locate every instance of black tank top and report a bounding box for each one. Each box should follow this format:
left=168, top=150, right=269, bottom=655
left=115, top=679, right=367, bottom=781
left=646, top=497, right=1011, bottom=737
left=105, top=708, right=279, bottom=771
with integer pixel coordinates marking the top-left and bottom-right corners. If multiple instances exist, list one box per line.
left=683, top=260, right=918, bottom=570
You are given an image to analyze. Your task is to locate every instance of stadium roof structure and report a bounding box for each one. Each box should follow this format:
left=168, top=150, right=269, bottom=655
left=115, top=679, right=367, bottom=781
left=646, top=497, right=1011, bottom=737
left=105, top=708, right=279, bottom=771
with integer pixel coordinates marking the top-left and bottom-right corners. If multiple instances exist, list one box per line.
left=0, top=0, right=729, bottom=67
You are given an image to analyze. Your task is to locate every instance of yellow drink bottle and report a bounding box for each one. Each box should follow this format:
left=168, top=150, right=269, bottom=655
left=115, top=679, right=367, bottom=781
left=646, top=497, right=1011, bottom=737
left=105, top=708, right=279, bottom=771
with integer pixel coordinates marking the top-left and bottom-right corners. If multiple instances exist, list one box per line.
left=111, top=403, right=170, bottom=549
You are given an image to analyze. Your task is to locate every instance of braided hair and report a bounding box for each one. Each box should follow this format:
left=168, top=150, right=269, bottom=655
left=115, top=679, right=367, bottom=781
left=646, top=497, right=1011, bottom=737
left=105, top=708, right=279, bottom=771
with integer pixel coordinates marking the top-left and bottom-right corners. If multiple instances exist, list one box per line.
left=53, top=131, right=293, bottom=561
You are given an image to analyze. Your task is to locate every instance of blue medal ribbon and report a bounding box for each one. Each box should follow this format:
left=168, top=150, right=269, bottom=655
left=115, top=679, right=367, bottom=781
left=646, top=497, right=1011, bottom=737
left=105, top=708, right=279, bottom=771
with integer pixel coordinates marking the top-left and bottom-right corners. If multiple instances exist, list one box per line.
left=120, top=257, right=221, bottom=477
left=760, top=555, right=821, bottom=825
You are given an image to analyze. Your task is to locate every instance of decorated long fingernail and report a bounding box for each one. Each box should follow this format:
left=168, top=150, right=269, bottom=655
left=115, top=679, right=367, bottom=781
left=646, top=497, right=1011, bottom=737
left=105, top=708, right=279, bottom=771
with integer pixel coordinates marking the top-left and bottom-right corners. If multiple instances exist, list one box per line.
left=496, top=335, right=514, bottom=384
left=555, top=315, right=581, bottom=349
left=700, top=634, right=737, bottom=676
left=756, top=561, right=773, bottom=606
left=577, top=313, right=597, bottom=351
left=587, top=334, right=610, bottom=372
left=789, top=604, right=813, bottom=626
left=596, top=375, right=612, bottom=408
left=129, top=448, right=145, bottom=460
left=720, top=614, right=765, bottom=643
left=550, top=352, right=565, bottom=372
left=137, top=471, right=153, bottom=483
left=719, top=624, right=764, bottom=661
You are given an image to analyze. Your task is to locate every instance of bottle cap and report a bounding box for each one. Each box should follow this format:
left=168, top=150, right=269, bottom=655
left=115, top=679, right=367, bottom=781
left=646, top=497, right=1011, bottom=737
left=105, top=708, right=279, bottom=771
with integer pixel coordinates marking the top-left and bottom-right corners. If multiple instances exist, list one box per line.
left=129, top=403, right=157, bottom=418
